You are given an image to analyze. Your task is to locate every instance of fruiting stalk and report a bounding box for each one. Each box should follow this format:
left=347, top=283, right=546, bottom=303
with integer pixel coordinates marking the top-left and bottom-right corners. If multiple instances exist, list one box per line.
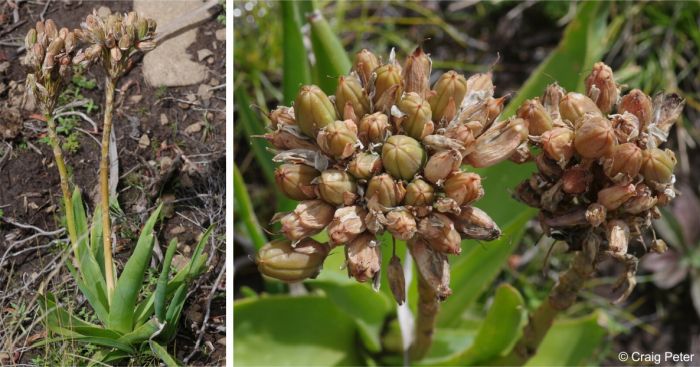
left=100, top=76, right=116, bottom=302
left=45, top=113, right=78, bottom=248
left=410, top=275, right=439, bottom=360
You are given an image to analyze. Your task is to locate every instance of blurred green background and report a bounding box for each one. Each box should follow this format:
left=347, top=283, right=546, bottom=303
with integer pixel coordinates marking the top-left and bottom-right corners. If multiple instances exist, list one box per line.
left=233, top=1, right=700, bottom=365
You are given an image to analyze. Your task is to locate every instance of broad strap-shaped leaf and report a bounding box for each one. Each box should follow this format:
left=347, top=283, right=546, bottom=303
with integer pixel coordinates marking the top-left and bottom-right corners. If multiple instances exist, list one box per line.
left=159, top=283, right=188, bottom=343
left=33, top=336, right=134, bottom=354
left=234, top=164, right=267, bottom=249
left=308, top=10, right=352, bottom=94
left=90, top=205, right=105, bottom=274
left=89, top=349, right=130, bottom=367
left=66, top=262, right=109, bottom=324
left=155, top=239, right=178, bottom=322
left=281, top=1, right=312, bottom=104
left=150, top=340, right=181, bottom=367
left=108, top=204, right=162, bottom=333
left=117, top=318, right=163, bottom=345
left=43, top=293, right=103, bottom=335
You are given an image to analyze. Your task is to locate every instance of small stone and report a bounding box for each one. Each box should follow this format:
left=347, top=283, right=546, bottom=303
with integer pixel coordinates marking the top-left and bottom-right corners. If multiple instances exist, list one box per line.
left=128, top=95, right=143, bottom=104
left=138, top=134, right=150, bottom=149
left=197, top=84, right=213, bottom=102
left=215, top=28, right=226, bottom=41
left=170, top=225, right=186, bottom=235
left=197, top=49, right=214, bottom=62
left=185, top=122, right=203, bottom=135
left=160, top=113, right=169, bottom=125
left=172, top=254, right=189, bottom=271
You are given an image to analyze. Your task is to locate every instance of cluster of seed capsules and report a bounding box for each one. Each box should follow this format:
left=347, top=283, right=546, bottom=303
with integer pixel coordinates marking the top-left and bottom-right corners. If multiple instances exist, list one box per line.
left=255, top=47, right=528, bottom=304
left=514, top=62, right=684, bottom=304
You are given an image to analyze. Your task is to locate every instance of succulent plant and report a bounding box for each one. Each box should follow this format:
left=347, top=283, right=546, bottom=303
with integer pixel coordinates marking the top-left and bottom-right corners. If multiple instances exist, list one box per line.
left=513, top=61, right=685, bottom=306
left=256, top=47, right=529, bottom=305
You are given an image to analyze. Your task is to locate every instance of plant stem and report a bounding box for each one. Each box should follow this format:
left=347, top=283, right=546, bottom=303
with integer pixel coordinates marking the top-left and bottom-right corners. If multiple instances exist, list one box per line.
left=101, top=76, right=116, bottom=303
left=410, top=273, right=438, bottom=361
left=46, top=114, right=78, bottom=248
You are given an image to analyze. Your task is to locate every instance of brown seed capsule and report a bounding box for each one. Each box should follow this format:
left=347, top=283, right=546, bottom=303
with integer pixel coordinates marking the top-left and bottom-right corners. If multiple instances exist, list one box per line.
left=541, top=127, right=575, bottom=167
left=561, top=165, right=592, bottom=194
left=256, top=238, right=329, bottom=282
left=650, top=239, right=668, bottom=254
left=443, top=172, right=483, bottom=205
left=652, top=93, right=685, bottom=138
left=603, top=143, right=643, bottom=182
left=316, top=119, right=359, bottom=160
left=274, top=164, right=319, bottom=200
left=408, top=238, right=451, bottom=300
left=268, top=106, right=295, bottom=129
left=517, top=98, right=553, bottom=136
left=429, top=70, right=467, bottom=123
left=404, top=178, right=435, bottom=206
left=574, top=115, right=616, bottom=159
left=382, top=135, right=426, bottom=181
left=345, top=232, right=382, bottom=283
left=403, top=47, right=431, bottom=97
left=327, top=206, right=367, bottom=245
left=397, top=92, right=434, bottom=139
left=373, top=63, right=403, bottom=112
left=418, top=213, right=462, bottom=255
left=387, top=255, right=406, bottom=305
left=451, top=206, right=500, bottom=240
left=559, top=92, right=602, bottom=126
left=347, top=152, right=383, bottom=179
left=424, top=149, right=462, bottom=184
left=366, top=173, right=406, bottom=209
left=585, top=203, right=607, bottom=227
left=606, top=220, right=630, bottom=254
left=465, top=72, right=494, bottom=98
left=542, top=83, right=565, bottom=122
left=597, top=184, right=636, bottom=210
left=278, top=200, right=335, bottom=240
left=335, top=75, right=370, bottom=121
left=384, top=209, right=417, bottom=241
left=486, top=96, right=506, bottom=124
left=357, top=112, right=390, bottom=145
left=353, top=49, right=380, bottom=87
left=294, top=85, right=337, bottom=138
left=465, top=117, right=528, bottom=168
left=317, top=170, right=358, bottom=206
left=585, top=62, right=619, bottom=114
left=641, top=148, right=676, bottom=185
left=622, top=184, right=657, bottom=214
left=619, top=89, right=653, bottom=129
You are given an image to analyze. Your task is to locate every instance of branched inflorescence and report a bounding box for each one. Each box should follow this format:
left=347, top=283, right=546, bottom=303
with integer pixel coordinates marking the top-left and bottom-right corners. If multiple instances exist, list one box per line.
left=255, top=47, right=528, bottom=310
left=513, top=62, right=684, bottom=306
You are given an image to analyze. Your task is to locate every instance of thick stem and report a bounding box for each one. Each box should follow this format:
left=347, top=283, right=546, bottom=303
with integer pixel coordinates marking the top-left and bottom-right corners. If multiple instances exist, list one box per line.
left=46, top=114, right=78, bottom=248
left=101, top=77, right=116, bottom=303
left=410, top=273, right=439, bottom=361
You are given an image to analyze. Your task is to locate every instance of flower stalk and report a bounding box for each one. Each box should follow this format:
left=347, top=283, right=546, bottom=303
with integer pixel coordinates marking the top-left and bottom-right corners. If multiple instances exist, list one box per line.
left=100, top=76, right=116, bottom=298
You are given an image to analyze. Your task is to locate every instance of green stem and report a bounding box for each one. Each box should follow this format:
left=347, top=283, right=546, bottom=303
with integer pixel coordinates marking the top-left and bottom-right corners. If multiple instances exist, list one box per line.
left=233, top=163, right=267, bottom=249
left=100, top=76, right=116, bottom=303
left=410, top=273, right=439, bottom=361
left=46, top=113, right=78, bottom=249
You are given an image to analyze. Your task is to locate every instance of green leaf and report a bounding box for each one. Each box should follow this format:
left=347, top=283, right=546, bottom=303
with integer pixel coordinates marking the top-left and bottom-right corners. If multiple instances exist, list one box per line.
left=438, top=209, right=535, bottom=328
left=43, top=293, right=103, bottom=335
left=281, top=1, right=312, bottom=104
left=150, top=340, right=181, bottom=367
left=155, top=239, right=178, bottom=322
left=35, top=336, right=135, bottom=354
left=307, top=278, right=393, bottom=353
left=65, top=262, right=109, bottom=324
left=234, top=87, right=276, bottom=184
left=90, top=205, right=105, bottom=274
left=89, top=349, right=129, bottom=366
left=418, top=328, right=478, bottom=366
left=524, top=311, right=608, bottom=367
left=442, top=285, right=527, bottom=366
left=501, top=1, right=609, bottom=118
left=160, top=283, right=187, bottom=343
left=308, top=11, right=352, bottom=94
left=118, top=318, right=161, bottom=345
left=234, top=295, right=361, bottom=366
left=108, top=205, right=162, bottom=334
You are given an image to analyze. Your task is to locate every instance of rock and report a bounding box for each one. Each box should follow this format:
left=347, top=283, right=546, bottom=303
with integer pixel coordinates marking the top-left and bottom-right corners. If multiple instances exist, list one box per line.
left=128, top=95, right=143, bottom=104
left=197, top=84, right=213, bottom=102
left=170, top=225, right=186, bottom=235
left=197, top=48, right=214, bottom=62
left=134, top=0, right=210, bottom=87
left=215, top=28, right=226, bottom=41
left=138, top=134, right=150, bottom=149
left=0, top=108, right=22, bottom=140
left=185, top=122, right=203, bottom=135
left=160, top=113, right=169, bottom=125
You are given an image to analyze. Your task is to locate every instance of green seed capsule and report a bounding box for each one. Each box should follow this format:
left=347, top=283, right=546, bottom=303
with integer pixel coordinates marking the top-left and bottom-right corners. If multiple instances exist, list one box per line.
left=256, top=238, right=329, bottom=282
left=404, top=178, right=435, bottom=206
left=294, top=85, right=337, bottom=138
left=317, top=170, right=358, bottom=206
left=373, top=64, right=403, bottom=112
left=274, top=164, right=319, bottom=200
left=397, top=92, right=434, bottom=140
left=316, top=120, right=359, bottom=160
left=353, top=49, right=380, bottom=87
left=366, top=173, right=406, bottom=208
left=381, top=135, right=426, bottom=181
left=335, top=75, right=370, bottom=121
left=429, top=70, right=467, bottom=123
left=641, top=148, right=676, bottom=185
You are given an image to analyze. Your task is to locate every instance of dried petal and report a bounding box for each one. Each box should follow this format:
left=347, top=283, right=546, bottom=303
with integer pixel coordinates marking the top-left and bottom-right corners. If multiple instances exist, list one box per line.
left=403, top=47, right=431, bottom=97
left=327, top=206, right=367, bottom=245
left=346, top=232, right=382, bottom=283
left=278, top=200, right=335, bottom=240
left=418, top=213, right=462, bottom=255
left=408, top=238, right=452, bottom=300
left=464, top=117, right=528, bottom=168
left=384, top=209, right=417, bottom=240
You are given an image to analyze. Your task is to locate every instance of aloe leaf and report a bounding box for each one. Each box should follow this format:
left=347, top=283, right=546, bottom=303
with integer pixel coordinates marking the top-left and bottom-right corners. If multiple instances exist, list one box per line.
left=234, top=87, right=276, bottom=184
left=150, top=340, right=181, bottom=367
left=234, top=164, right=267, bottom=249
left=501, top=1, right=610, bottom=118
left=155, top=239, right=178, bottom=322
left=89, top=349, right=129, bottom=367
left=66, top=262, right=109, bottom=324
left=524, top=311, right=608, bottom=366
left=43, top=293, right=102, bottom=333
left=117, top=318, right=161, bottom=345
left=90, top=205, right=105, bottom=273
left=159, top=283, right=188, bottom=343
left=34, top=336, right=134, bottom=354
left=108, top=205, right=162, bottom=334
left=281, top=1, right=312, bottom=104
left=308, top=10, right=352, bottom=94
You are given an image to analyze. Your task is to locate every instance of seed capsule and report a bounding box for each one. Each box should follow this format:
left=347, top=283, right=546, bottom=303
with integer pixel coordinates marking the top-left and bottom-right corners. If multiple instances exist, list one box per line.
left=384, top=209, right=417, bottom=241
left=443, top=172, right=483, bottom=206
left=373, top=63, right=403, bottom=112
left=317, top=170, right=358, bottom=206
left=451, top=206, right=500, bottom=240
left=424, top=149, right=462, bottom=184
left=366, top=173, right=406, bottom=209
left=597, top=184, right=636, bottom=210
left=347, top=152, right=382, bottom=179
left=278, top=200, right=335, bottom=240
left=327, top=206, right=367, bottom=245
left=574, top=115, right=616, bottom=159
left=418, top=213, right=461, bottom=255
left=561, top=165, right=592, bottom=194
left=408, top=238, right=451, bottom=300
left=382, top=135, right=426, bottom=180
left=443, top=124, right=475, bottom=155
left=610, top=112, right=640, bottom=143
left=256, top=238, right=329, bottom=282
left=294, top=85, right=337, bottom=138
left=517, top=99, right=553, bottom=136
left=397, top=92, right=434, bottom=139
left=585, top=203, right=607, bottom=227
left=357, top=112, right=390, bottom=145
left=335, top=75, right=370, bottom=121
left=316, top=120, right=359, bottom=160
left=465, top=117, right=528, bottom=168
left=585, top=62, right=619, bottom=114
left=619, top=89, right=653, bottom=129
left=274, top=164, right=319, bottom=200
left=604, top=143, right=643, bottom=182
left=268, top=106, right=296, bottom=128
left=541, top=127, right=574, bottom=167
left=622, top=184, right=657, bottom=214
left=606, top=220, right=630, bottom=254
left=429, top=70, right=467, bottom=123
left=387, top=255, right=406, bottom=305
left=641, top=148, right=676, bottom=185
left=25, top=28, right=37, bottom=49
left=345, top=232, right=382, bottom=283
left=559, top=92, right=602, bottom=126
left=353, top=49, right=380, bottom=87
left=404, top=179, right=435, bottom=206
left=402, top=47, right=431, bottom=97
